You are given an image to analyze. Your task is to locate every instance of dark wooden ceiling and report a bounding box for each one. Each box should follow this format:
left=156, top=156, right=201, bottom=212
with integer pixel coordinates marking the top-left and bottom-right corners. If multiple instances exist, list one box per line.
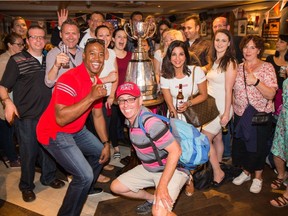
left=0, top=0, right=277, bottom=21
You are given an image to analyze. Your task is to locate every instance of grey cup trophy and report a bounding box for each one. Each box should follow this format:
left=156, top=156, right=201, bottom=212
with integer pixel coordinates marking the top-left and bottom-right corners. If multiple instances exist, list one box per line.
left=124, top=21, right=157, bottom=100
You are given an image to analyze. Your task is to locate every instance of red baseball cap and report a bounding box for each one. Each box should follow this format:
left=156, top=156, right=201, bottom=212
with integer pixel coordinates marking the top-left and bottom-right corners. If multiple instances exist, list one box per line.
left=116, top=82, right=141, bottom=98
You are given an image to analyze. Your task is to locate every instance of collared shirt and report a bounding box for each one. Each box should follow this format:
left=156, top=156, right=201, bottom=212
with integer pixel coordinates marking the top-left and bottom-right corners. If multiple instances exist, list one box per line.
left=0, top=50, right=51, bottom=119
left=79, top=29, right=93, bottom=49
left=36, top=63, right=103, bottom=145
left=128, top=106, right=175, bottom=172
left=99, top=48, right=117, bottom=95
left=233, top=62, right=278, bottom=116
left=45, top=42, right=83, bottom=88
left=0, top=51, right=11, bottom=120
left=188, top=37, right=211, bottom=68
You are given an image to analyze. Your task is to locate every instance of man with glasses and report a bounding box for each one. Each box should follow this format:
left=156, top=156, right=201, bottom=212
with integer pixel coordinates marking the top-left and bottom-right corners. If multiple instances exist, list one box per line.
left=111, top=82, right=189, bottom=215
left=79, top=11, right=106, bottom=49
left=0, top=25, right=65, bottom=202
left=36, top=39, right=112, bottom=216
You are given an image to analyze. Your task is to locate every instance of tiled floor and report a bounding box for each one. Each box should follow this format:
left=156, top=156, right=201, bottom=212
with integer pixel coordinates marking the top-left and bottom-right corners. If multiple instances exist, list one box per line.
left=0, top=145, right=130, bottom=216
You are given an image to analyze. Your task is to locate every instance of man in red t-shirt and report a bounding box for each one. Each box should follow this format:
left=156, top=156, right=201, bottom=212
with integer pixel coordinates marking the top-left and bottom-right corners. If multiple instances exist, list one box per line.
left=37, top=39, right=113, bottom=216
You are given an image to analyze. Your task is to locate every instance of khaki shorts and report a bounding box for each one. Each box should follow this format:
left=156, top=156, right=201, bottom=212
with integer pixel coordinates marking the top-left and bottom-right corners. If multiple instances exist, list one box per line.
left=117, top=165, right=189, bottom=210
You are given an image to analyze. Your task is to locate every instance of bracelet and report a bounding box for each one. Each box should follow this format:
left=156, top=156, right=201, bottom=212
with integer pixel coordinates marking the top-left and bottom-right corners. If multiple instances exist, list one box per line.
left=254, top=79, right=260, bottom=86
left=1, top=97, right=11, bottom=109
left=102, top=140, right=110, bottom=145
left=187, top=100, right=193, bottom=107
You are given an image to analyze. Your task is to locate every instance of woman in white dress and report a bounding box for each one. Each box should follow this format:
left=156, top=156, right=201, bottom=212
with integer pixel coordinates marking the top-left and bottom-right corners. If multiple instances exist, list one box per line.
left=160, top=40, right=207, bottom=195
left=154, top=29, right=185, bottom=84
left=202, top=29, right=237, bottom=187
left=160, top=40, right=207, bottom=121
left=95, top=25, right=118, bottom=181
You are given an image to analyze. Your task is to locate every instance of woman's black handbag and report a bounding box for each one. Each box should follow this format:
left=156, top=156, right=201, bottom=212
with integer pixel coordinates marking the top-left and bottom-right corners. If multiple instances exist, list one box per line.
left=242, top=64, right=270, bottom=126
left=251, top=112, right=269, bottom=125
left=192, top=162, right=213, bottom=190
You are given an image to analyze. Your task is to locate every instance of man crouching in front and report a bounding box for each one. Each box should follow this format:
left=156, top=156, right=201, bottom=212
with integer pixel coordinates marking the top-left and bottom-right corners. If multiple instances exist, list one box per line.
left=110, top=82, right=189, bottom=216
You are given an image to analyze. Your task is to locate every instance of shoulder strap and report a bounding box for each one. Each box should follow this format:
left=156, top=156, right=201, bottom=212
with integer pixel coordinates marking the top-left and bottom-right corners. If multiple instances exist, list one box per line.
left=243, top=64, right=268, bottom=109
left=190, top=66, right=196, bottom=99
left=138, top=112, right=170, bottom=166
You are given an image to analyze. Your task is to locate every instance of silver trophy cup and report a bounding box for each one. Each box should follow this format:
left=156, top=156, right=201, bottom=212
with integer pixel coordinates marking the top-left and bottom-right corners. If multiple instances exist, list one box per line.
left=124, top=21, right=157, bottom=100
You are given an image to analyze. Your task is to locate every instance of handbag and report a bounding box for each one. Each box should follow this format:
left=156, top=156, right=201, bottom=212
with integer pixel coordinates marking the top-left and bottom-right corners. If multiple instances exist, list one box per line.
left=183, top=66, right=219, bottom=127
left=243, top=64, right=269, bottom=126
left=192, top=162, right=213, bottom=190
left=251, top=111, right=270, bottom=125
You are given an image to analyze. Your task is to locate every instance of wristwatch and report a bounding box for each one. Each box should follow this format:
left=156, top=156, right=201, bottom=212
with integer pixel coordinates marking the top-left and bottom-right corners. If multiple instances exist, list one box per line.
left=187, top=100, right=193, bottom=107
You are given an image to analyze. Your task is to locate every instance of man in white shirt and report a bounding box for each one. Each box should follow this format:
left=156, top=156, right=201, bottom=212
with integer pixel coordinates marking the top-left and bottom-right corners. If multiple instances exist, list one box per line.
left=79, top=11, right=105, bottom=48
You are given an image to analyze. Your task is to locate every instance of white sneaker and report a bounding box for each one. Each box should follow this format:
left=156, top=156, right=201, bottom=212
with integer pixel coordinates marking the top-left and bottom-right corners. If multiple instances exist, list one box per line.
left=232, top=171, right=251, bottom=185
left=250, top=178, right=263, bottom=193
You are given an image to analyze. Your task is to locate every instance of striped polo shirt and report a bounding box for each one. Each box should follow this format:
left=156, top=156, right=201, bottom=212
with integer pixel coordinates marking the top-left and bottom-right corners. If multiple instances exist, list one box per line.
left=0, top=50, right=51, bottom=119
left=129, top=107, right=175, bottom=172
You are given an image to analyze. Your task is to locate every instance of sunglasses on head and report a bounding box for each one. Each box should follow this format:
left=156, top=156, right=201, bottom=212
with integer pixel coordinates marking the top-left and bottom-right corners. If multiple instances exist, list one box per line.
left=85, top=38, right=105, bottom=47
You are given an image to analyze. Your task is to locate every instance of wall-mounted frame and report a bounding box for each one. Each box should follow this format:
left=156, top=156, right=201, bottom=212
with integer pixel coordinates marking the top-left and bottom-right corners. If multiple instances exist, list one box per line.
left=200, top=22, right=207, bottom=36
left=238, top=20, right=247, bottom=36
left=268, top=21, right=280, bottom=33
left=262, top=20, right=280, bottom=39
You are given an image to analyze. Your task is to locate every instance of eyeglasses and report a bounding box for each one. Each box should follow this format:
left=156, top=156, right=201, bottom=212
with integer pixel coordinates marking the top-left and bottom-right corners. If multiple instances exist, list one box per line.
left=85, top=38, right=105, bottom=47
left=117, top=97, right=138, bottom=105
left=12, top=43, right=24, bottom=48
left=91, top=19, right=104, bottom=23
left=213, top=25, right=227, bottom=29
left=28, top=35, right=45, bottom=40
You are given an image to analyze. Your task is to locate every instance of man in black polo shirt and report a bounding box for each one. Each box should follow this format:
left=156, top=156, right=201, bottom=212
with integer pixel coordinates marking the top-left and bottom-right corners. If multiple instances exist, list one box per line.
left=0, top=25, right=64, bottom=202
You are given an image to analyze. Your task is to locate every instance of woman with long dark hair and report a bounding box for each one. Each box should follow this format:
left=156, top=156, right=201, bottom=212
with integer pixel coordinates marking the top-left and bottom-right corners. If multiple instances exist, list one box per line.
left=201, top=29, right=237, bottom=187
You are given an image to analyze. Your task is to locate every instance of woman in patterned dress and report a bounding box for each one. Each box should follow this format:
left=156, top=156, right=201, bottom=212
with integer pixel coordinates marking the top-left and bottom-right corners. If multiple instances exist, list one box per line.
left=232, top=35, right=278, bottom=193
left=270, top=66, right=288, bottom=208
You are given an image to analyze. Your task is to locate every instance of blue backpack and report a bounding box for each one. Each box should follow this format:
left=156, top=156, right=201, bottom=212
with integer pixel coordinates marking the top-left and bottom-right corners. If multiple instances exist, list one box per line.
left=138, top=112, right=210, bottom=170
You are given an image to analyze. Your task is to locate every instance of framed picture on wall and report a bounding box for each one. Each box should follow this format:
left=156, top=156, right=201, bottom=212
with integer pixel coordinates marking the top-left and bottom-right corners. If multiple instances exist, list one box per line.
left=200, top=22, right=207, bottom=36
left=238, top=20, right=247, bottom=36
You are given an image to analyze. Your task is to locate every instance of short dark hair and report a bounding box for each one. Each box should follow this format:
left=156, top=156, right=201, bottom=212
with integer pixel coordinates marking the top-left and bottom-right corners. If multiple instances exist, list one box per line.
left=89, top=11, right=105, bottom=21
left=239, top=35, right=264, bottom=58
left=275, top=34, right=288, bottom=61
left=27, top=25, right=46, bottom=38
left=112, top=27, right=125, bottom=38
left=95, top=25, right=110, bottom=37
left=154, top=20, right=171, bottom=43
left=84, top=38, right=105, bottom=52
left=130, top=11, right=143, bottom=20
left=61, top=19, right=79, bottom=32
left=4, top=32, right=22, bottom=50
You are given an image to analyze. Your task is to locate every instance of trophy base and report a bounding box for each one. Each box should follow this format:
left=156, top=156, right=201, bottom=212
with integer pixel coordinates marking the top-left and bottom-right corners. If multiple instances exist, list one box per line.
left=142, top=94, right=157, bottom=101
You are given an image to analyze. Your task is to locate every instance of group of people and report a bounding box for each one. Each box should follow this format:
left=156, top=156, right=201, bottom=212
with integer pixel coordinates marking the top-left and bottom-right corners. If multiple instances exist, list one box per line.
left=0, top=9, right=287, bottom=216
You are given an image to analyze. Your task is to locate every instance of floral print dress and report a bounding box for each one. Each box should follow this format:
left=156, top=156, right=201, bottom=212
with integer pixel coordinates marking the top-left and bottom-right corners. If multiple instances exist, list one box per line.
left=271, top=78, right=288, bottom=165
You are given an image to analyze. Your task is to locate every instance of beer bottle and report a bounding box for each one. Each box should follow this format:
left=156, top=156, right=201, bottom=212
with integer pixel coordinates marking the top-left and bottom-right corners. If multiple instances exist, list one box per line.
left=176, top=84, right=184, bottom=110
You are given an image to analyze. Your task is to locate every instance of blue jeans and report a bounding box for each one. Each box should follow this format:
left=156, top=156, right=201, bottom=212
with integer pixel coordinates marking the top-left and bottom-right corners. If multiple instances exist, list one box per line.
left=0, top=119, right=18, bottom=162
left=43, top=127, right=103, bottom=216
left=15, top=118, right=57, bottom=191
